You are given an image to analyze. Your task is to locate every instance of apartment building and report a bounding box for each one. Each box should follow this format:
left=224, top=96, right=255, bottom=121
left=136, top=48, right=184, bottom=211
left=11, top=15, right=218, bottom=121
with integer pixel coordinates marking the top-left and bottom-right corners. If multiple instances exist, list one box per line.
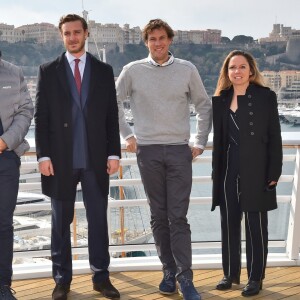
left=173, top=29, right=221, bottom=44
left=88, top=21, right=142, bottom=53
left=122, top=24, right=142, bottom=45
left=89, top=21, right=123, bottom=44
left=0, top=23, right=15, bottom=43
left=262, top=70, right=282, bottom=92
left=0, top=23, right=27, bottom=43
left=262, top=70, right=300, bottom=95
left=16, top=23, right=60, bottom=44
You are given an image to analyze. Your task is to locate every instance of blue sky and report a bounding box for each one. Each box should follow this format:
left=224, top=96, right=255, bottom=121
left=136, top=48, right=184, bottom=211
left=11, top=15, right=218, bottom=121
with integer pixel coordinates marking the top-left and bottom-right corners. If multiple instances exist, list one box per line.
left=1, top=0, right=299, bottom=39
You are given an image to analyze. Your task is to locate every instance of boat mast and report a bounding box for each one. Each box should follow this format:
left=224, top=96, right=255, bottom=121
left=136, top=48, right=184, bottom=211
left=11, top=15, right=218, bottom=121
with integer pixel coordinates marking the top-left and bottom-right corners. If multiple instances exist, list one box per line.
left=82, top=0, right=89, bottom=52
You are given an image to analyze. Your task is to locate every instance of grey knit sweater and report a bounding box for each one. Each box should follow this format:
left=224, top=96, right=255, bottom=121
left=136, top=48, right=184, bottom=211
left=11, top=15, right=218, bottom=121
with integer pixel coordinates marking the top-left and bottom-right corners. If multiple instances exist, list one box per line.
left=116, top=57, right=212, bottom=147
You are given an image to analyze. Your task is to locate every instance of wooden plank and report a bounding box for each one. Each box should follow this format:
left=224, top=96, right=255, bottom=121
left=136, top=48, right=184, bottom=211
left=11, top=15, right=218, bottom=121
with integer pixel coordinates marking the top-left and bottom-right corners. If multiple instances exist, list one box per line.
left=13, top=268, right=300, bottom=300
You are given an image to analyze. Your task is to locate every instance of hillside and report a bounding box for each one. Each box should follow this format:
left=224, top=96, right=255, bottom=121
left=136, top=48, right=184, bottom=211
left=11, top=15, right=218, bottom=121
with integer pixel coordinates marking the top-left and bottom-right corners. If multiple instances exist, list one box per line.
left=0, top=41, right=286, bottom=95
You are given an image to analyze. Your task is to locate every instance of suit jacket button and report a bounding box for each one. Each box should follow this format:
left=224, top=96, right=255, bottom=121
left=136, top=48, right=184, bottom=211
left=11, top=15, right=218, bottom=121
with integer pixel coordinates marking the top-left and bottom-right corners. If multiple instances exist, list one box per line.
left=249, top=122, right=253, bottom=125
left=248, top=102, right=252, bottom=106
left=250, top=132, right=254, bottom=135
left=64, top=123, right=68, bottom=127
left=248, top=95, right=252, bottom=98
left=249, top=111, right=253, bottom=115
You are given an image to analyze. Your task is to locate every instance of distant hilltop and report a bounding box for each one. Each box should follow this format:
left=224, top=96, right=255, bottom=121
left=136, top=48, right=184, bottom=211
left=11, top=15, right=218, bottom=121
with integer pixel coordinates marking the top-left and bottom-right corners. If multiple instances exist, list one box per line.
left=0, top=20, right=221, bottom=50
left=0, top=20, right=299, bottom=52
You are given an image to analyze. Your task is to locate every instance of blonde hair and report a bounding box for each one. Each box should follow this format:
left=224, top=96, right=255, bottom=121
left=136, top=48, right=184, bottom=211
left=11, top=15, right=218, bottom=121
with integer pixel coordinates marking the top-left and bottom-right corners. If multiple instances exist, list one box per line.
left=214, top=50, right=265, bottom=96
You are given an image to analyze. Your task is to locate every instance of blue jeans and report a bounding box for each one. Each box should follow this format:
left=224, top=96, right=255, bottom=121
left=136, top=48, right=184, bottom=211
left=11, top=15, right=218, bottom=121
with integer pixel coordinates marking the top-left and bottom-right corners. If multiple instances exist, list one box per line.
left=0, top=152, right=20, bottom=285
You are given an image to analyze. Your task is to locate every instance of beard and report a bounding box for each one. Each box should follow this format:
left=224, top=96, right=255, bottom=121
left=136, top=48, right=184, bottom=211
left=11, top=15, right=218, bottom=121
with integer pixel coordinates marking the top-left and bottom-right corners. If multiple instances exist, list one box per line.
left=67, top=40, right=85, bottom=54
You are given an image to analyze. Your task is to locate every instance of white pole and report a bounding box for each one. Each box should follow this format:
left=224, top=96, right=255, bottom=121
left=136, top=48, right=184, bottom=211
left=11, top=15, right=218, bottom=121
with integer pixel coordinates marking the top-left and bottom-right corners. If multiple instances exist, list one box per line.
left=82, top=9, right=89, bottom=52
left=286, top=146, right=300, bottom=260
left=102, top=47, right=106, bottom=63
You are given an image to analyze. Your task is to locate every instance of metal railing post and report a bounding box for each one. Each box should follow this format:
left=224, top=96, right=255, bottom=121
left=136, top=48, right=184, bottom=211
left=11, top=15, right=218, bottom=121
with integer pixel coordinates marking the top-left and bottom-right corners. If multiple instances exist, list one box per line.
left=286, top=146, right=300, bottom=260
left=119, top=164, right=126, bottom=258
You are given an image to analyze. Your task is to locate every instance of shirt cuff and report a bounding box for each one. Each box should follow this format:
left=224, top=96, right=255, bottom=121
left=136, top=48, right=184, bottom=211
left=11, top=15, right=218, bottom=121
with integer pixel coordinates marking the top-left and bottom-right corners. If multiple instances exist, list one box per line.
left=38, top=157, right=51, bottom=162
left=193, top=144, right=205, bottom=150
left=108, top=155, right=120, bottom=160
left=124, top=133, right=135, bottom=140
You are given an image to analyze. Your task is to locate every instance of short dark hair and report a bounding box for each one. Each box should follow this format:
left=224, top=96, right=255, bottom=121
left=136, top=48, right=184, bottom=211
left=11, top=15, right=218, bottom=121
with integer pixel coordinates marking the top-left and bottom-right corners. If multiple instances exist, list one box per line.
left=142, top=19, right=174, bottom=42
left=58, top=14, right=88, bottom=32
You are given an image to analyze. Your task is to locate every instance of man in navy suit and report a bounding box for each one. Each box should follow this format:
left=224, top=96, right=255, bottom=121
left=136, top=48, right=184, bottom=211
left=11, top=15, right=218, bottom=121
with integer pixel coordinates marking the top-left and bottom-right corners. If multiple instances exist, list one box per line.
left=35, top=14, right=121, bottom=300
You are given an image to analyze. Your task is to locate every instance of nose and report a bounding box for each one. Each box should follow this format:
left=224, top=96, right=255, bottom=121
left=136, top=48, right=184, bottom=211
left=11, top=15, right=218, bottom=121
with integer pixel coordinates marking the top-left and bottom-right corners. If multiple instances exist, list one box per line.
left=69, top=33, right=76, bottom=41
left=154, top=39, right=161, bottom=46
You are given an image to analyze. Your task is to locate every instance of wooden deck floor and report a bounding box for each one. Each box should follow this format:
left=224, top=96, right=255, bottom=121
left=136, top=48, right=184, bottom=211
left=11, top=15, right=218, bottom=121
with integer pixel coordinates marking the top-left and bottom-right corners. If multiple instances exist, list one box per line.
left=13, top=267, right=300, bottom=299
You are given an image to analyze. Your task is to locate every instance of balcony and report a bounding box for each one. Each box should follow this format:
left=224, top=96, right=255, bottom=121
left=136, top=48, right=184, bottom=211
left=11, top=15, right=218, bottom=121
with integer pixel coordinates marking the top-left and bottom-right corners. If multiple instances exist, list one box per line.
left=10, top=132, right=300, bottom=298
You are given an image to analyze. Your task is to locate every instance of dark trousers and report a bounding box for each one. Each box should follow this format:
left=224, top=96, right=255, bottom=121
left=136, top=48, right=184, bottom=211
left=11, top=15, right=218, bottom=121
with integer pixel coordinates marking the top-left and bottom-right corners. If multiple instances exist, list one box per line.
left=137, top=144, right=193, bottom=279
left=0, top=153, right=20, bottom=285
left=51, top=168, right=109, bottom=284
left=220, top=144, right=268, bottom=282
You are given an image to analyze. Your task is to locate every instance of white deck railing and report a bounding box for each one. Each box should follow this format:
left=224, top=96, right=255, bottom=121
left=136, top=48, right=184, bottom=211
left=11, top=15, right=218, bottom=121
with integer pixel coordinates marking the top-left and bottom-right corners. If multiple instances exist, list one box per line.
left=12, top=132, right=300, bottom=279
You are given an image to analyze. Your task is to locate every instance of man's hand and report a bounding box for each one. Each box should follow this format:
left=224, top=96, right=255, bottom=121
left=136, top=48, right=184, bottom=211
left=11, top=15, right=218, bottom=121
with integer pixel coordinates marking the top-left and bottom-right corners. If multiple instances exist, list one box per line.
left=0, top=138, right=8, bottom=154
left=39, top=160, right=54, bottom=176
left=107, top=159, right=120, bottom=175
left=125, top=136, right=137, bottom=153
left=191, top=147, right=203, bottom=159
left=269, top=181, right=277, bottom=186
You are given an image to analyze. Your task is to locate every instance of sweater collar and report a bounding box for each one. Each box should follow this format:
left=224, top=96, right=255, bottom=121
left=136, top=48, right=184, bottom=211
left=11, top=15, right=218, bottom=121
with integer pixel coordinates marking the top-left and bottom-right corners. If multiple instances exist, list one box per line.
left=147, top=52, right=174, bottom=67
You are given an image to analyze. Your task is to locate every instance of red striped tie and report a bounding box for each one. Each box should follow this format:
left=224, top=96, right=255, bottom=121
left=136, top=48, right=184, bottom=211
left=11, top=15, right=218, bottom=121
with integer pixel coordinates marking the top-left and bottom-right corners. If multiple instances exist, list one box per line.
left=74, top=58, right=81, bottom=94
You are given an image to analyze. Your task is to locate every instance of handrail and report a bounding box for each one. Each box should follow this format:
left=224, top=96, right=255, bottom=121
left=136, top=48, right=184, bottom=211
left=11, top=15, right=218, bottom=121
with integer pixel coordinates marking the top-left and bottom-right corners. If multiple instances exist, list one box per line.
left=12, top=135, right=300, bottom=279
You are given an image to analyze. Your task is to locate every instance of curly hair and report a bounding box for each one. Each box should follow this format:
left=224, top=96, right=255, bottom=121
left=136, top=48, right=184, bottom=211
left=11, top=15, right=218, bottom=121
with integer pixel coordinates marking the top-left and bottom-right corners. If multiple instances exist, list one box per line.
left=142, top=19, right=174, bottom=42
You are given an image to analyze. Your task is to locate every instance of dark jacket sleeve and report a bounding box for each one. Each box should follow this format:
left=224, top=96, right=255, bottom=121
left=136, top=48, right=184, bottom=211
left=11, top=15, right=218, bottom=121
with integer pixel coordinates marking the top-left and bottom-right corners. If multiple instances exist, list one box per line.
left=267, top=90, right=282, bottom=181
left=105, top=65, right=121, bottom=158
left=34, top=65, right=50, bottom=160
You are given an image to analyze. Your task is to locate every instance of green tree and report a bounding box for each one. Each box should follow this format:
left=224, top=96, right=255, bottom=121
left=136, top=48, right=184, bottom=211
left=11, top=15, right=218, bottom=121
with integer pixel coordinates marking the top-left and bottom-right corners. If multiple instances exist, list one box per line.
left=221, top=37, right=231, bottom=44
left=232, top=35, right=254, bottom=44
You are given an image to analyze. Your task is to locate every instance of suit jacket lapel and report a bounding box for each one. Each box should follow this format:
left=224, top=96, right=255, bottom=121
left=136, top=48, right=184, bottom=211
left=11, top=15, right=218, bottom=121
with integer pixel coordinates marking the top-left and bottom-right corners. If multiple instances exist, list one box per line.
left=56, top=54, right=71, bottom=99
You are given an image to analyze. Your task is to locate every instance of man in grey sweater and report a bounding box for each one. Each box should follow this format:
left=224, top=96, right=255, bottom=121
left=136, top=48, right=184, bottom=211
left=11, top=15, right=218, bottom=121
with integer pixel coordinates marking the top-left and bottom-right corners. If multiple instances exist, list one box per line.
left=0, top=51, right=33, bottom=299
left=116, top=19, right=211, bottom=300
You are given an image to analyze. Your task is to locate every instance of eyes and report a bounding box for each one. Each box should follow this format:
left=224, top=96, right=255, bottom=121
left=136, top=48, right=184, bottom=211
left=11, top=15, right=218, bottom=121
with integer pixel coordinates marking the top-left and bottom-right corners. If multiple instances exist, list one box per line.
left=148, top=36, right=168, bottom=42
left=228, top=65, right=248, bottom=71
left=63, top=30, right=83, bottom=37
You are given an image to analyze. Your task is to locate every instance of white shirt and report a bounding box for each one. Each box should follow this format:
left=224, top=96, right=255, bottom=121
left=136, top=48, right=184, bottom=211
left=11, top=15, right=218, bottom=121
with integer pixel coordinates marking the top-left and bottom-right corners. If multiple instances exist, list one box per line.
left=65, top=51, right=86, bottom=79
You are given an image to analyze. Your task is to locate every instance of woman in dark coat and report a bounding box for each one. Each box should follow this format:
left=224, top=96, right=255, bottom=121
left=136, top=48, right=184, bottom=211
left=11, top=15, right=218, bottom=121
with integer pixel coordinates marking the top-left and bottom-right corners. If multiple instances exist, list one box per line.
left=212, top=50, right=282, bottom=297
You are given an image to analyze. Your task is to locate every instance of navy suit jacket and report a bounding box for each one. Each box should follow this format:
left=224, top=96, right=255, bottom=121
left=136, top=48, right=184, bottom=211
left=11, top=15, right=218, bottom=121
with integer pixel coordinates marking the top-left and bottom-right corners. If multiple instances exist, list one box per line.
left=35, top=52, right=121, bottom=199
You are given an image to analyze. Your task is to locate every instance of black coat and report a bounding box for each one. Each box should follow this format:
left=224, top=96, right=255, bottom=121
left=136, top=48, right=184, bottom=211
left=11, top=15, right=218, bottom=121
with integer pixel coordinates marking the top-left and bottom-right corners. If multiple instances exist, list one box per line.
left=35, top=53, right=121, bottom=199
left=211, top=84, right=282, bottom=212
